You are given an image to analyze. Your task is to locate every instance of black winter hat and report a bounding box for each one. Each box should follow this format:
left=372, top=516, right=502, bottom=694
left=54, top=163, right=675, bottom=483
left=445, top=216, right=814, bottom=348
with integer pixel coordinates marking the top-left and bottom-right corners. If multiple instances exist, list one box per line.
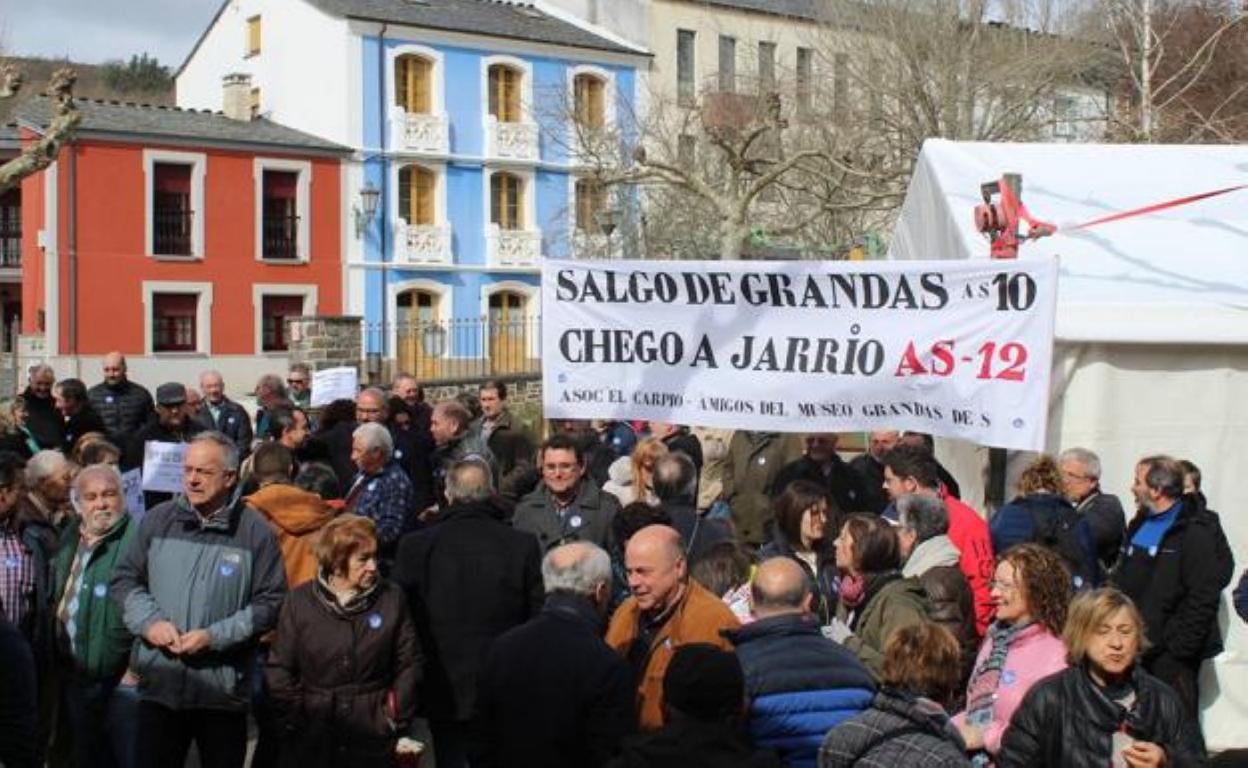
left=662, top=643, right=744, bottom=721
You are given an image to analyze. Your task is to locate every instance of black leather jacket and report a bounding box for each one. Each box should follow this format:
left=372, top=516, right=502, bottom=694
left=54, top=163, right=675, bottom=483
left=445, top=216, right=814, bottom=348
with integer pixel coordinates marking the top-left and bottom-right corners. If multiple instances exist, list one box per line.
left=997, top=665, right=1204, bottom=768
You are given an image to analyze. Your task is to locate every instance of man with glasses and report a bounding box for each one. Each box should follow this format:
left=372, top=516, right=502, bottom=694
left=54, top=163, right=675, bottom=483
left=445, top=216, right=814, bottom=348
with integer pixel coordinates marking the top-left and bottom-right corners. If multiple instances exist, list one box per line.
left=285, top=364, right=311, bottom=410
left=513, top=433, right=619, bottom=551
left=1058, top=447, right=1125, bottom=571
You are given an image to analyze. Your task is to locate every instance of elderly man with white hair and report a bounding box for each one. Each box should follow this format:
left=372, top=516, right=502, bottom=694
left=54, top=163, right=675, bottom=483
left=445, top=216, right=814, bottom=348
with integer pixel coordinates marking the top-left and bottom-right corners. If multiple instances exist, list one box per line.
left=347, top=421, right=416, bottom=560
left=25, top=449, right=75, bottom=531
left=52, top=463, right=139, bottom=768
left=475, top=541, right=633, bottom=767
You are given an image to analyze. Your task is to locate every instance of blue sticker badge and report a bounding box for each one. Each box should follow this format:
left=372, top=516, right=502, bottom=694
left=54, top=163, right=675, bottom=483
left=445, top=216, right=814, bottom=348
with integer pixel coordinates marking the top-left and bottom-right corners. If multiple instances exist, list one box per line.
left=219, top=563, right=236, bottom=578
left=368, top=613, right=383, bottom=630
left=395, top=449, right=404, bottom=460
left=105, top=395, right=115, bottom=404
left=94, top=583, right=108, bottom=598
left=227, top=417, right=235, bottom=425
left=5, top=556, right=18, bottom=569
left=1001, top=670, right=1018, bottom=685
left=368, top=481, right=377, bottom=493
left=569, top=515, right=583, bottom=529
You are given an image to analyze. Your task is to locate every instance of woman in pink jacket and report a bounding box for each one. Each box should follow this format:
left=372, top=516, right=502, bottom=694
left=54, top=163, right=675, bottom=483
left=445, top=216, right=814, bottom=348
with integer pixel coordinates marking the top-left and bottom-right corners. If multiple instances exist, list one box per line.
left=952, top=543, right=1072, bottom=766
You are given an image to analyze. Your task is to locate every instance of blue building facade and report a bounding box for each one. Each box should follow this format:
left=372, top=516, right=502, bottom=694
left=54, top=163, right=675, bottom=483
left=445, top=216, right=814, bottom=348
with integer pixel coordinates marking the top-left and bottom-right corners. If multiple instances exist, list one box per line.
left=356, top=29, right=641, bottom=375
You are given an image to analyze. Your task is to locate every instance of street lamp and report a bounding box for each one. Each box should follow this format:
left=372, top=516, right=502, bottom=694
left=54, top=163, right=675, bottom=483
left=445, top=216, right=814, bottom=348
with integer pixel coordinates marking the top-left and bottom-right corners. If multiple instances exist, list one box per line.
left=354, top=181, right=381, bottom=238
left=595, top=205, right=622, bottom=258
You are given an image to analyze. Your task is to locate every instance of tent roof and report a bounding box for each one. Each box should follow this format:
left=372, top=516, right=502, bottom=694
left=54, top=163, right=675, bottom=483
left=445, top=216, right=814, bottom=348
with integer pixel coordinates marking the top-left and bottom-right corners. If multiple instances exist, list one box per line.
left=889, top=138, right=1248, bottom=344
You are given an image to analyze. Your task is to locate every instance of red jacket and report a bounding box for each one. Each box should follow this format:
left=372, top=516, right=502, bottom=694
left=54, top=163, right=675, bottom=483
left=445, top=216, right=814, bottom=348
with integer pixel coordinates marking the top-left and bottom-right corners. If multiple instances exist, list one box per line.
left=943, top=492, right=995, bottom=636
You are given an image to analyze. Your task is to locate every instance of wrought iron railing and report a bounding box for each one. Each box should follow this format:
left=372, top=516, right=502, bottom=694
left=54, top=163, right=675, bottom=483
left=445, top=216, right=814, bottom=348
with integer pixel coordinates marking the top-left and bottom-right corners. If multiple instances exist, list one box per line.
left=153, top=208, right=193, bottom=256
left=262, top=211, right=299, bottom=260
left=366, top=315, right=541, bottom=382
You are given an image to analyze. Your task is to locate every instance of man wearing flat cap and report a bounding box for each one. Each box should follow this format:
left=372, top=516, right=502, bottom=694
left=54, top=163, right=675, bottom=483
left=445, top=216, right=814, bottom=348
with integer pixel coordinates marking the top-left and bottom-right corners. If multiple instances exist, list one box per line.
left=122, top=383, right=204, bottom=509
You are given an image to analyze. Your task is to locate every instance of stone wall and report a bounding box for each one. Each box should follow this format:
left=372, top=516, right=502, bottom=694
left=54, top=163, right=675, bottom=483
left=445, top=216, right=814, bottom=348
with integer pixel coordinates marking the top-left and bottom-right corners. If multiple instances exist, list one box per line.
left=286, top=315, right=363, bottom=374
left=423, top=375, right=542, bottom=406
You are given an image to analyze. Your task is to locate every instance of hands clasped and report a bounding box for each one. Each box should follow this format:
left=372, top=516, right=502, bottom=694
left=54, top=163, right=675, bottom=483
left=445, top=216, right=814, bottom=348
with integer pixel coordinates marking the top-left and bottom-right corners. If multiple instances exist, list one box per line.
left=143, top=620, right=212, bottom=656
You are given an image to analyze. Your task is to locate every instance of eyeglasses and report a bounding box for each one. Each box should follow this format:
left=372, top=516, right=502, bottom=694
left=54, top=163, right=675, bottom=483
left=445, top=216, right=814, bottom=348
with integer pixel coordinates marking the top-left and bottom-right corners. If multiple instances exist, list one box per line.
left=1061, top=470, right=1093, bottom=482
left=543, top=463, right=579, bottom=474
left=287, top=378, right=307, bottom=385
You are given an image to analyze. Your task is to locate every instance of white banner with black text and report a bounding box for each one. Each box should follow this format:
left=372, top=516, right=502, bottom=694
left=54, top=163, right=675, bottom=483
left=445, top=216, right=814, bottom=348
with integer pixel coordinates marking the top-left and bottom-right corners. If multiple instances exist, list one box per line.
left=541, top=258, right=1059, bottom=451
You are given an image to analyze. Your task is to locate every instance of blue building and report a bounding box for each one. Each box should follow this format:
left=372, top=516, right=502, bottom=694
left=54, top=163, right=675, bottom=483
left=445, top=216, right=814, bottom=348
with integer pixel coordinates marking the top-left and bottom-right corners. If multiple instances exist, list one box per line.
left=178, top=0, right=646, bottom=376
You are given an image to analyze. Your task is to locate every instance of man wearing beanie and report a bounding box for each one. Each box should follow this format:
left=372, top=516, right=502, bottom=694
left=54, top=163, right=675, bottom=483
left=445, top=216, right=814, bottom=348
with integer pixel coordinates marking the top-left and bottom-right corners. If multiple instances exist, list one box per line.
left=606, top=525, right=739, bottom=730
left=607, top=644, right=781, bottom=767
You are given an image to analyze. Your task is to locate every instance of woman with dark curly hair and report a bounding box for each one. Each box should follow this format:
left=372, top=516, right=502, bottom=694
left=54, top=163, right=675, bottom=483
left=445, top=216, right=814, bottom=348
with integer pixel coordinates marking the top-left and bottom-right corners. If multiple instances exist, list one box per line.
left=951, top=544, right=1072, bottom=766
left=990, top=455, right=1099, bottom=588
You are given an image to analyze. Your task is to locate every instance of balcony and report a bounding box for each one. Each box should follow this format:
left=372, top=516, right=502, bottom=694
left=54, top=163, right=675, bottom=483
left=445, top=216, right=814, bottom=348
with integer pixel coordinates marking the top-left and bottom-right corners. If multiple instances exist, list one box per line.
left=396, top=222, right=453, bottom=266
left=570, top=230, right=617, bottom=260
left=153, top=208, right=193, bottom=257
left=262, top=212, right=300, bottom=261
left=0, top=237, right=19, bottom=268
left=487, top=226, right=541, bottom=268
left=486, top=117, right=540, bottom=162
left=390, top=108, right=449, bottom=155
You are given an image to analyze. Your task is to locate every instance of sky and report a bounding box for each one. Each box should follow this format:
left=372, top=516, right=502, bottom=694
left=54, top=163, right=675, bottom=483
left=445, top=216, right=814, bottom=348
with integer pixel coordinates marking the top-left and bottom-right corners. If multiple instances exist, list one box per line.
left=0, top=0, right=223, bottom=69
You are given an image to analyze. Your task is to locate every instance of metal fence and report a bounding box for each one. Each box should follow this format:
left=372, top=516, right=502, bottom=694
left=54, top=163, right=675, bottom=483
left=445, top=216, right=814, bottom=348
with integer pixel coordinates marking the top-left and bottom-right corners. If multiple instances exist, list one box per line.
left=364, top=315, right=541, bottom=383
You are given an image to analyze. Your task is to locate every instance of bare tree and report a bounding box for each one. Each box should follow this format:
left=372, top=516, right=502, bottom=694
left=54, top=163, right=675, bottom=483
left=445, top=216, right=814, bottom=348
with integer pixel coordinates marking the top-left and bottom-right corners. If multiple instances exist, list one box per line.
left=1093, top=0, right=1247, bottom=141
left=0, top=63, right=80, bottom=193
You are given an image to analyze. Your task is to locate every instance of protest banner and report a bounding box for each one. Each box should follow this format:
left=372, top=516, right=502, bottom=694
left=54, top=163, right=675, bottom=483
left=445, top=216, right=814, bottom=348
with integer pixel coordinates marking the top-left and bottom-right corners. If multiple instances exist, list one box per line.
left=542, top=258, right=1058, bottom=451
left=121, top=468, right=146, bottom=521
left=141, top=441, right=187, bottom=493
left=311, top=366, right=358, bottom=407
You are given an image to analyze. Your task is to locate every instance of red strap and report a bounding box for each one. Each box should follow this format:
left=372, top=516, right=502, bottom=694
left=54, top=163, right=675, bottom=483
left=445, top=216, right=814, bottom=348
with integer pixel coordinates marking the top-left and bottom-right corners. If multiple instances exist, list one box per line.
left=1065, top=184, right=1248, bottom=231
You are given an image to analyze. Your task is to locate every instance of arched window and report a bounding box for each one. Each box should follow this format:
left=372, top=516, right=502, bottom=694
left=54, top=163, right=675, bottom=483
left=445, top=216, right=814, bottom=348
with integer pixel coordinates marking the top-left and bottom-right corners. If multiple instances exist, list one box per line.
left=398, top=165, right=435, bottom=226
left=395, top=55, right=432, bottom=114
left=490, top=172, right=522, bottom=230
left=489, top=290, right=528, bottom=374
left=396, top=288, right=444, bottom=379
left=573, top=73, right=606, bottom=128
left=488, top=64, right=522, bottom=122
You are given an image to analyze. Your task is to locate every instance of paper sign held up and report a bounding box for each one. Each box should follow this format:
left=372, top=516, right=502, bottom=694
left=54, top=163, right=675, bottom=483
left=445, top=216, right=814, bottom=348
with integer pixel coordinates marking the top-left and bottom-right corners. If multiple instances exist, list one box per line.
left=311, top=366, right=359, bottom=407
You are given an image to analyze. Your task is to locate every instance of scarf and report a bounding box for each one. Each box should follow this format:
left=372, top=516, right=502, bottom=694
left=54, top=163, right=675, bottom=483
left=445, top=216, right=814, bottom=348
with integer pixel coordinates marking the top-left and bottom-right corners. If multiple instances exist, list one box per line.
left=965, top=620, right=1033, bottom=766
left=314, top=569, right=380, bottom=618
left=839, top=572, right=867, bottom=608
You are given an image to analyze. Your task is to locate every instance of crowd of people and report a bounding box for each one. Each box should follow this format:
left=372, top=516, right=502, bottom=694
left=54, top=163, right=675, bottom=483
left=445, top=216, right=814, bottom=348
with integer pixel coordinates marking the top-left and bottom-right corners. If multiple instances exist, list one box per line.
left=0, top=353, right=1246, bottom=768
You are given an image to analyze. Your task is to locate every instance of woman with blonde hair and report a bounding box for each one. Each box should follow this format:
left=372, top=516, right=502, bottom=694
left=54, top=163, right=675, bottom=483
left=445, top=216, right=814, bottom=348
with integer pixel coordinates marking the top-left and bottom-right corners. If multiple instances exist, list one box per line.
left=990, top=454, right=1099, bottom=588
left=997, top=588, right=1203, bottom=767
left=602, top=436, right=668, bottom=506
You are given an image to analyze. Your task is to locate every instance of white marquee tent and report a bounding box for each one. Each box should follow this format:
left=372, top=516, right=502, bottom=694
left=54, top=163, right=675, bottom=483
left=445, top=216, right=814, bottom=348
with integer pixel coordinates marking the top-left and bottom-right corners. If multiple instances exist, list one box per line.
left=890, top=139, right=1248, bottom=749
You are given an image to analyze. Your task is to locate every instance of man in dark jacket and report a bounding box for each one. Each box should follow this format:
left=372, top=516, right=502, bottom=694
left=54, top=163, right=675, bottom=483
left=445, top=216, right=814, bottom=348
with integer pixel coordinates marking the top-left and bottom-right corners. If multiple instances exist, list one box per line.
left=1110, top=454, right=1234, bottom=723
left=111, top=431, right=287, bottom=768
left=22, top=364, right=63, bottom=451
left=195, top=370, right=254, bottom=459
left=513, top=433, right=620, bottom=552
left=52, top=464, right=138, bottom=768
left=652, top=452, right=732, bottom=565
left=608, top=643, right=781, bottom=768
left=0, top=610, right=38, bottom=768
left=729, top=558, right=875, bottom=768
left=1059, top=447, right=1126, bottom=571
left=121, top=383, right=204, bottom=511
left=87, top=352, right=154, bottom=448
left=474, top=541, right=633, bottom=768
left=648, top=421, right=704, bottom=475
left=54, top=378, right=108, bottom=454
left=848, top=430, right=899, bottom=514
left=895, top=494, right=977, bottom=692
left=392, top=460, right=543, bottom=768
left=472, top=380, right=534, bottom=504
left=772, top=434, right=869, bottom=516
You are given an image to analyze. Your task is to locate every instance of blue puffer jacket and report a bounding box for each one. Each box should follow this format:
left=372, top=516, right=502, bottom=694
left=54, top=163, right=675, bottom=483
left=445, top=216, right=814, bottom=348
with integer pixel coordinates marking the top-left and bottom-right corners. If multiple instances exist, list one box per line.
left=728, top=613, right=876, bottom=768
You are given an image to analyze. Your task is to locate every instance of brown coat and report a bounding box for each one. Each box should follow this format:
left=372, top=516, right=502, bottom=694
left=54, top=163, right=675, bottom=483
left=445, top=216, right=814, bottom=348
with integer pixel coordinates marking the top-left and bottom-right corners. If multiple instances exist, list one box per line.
left=605, top=580, right=740, bottom=730
left=246, top=483, right=337, bottom=589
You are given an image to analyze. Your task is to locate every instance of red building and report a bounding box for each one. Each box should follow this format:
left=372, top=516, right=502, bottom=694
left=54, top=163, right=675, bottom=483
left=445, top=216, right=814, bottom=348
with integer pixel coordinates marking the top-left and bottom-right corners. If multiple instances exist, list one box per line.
left=15, top=92, right=348, bottom=383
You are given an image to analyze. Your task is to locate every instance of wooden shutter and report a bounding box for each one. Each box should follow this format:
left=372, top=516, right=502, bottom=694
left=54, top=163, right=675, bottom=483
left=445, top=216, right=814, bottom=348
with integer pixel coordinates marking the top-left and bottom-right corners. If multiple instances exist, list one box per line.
left=491, top=66, right=520, bottom=122
left=247, top=16, right=261, bottom=56
left=492, top=173, right=520, bottom=230
left=414, top=166, right=434, bottom=226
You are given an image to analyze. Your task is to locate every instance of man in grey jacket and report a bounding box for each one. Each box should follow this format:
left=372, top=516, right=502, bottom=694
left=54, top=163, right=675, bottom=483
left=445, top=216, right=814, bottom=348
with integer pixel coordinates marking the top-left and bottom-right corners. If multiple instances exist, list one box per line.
left=111, top=431, right=287, bottom=768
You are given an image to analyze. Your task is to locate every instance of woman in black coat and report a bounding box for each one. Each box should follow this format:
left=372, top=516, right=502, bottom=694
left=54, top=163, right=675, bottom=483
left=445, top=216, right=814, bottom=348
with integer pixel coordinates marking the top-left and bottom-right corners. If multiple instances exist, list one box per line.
left=267, top=515, right=424, bottom=768
left=997, top=587, right=1204, bottom=768
left=759, top=479, right=840, bottom=623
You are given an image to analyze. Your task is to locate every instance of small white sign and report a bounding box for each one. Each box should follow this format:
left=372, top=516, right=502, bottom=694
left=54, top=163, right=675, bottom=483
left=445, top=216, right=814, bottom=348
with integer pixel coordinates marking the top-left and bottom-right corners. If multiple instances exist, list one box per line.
left=311, top=366, right=359, bottom=407
left=141, top=441, right=187, bottom=493
left=121, top=468, right=146, bottom=521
